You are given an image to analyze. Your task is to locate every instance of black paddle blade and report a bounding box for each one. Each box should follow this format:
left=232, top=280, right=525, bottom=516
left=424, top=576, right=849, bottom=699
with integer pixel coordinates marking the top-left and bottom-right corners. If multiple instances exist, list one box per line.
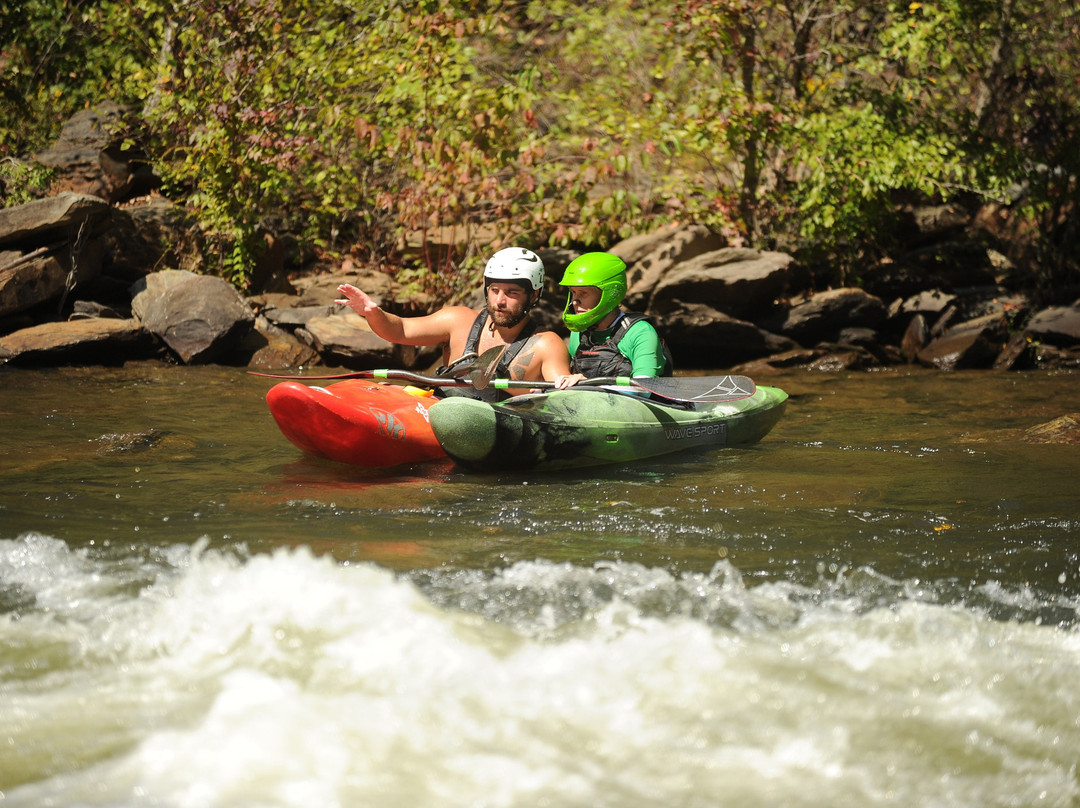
left=439, top=351, right=479, bottom=378
left=470, top=344, right=508, bottom=390
left=630, top=374, right=756, bottom=403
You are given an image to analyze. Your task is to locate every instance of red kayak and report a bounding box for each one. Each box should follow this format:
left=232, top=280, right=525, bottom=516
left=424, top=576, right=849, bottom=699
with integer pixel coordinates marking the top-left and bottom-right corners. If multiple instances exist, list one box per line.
left=266, top=380, right=445, bottom=467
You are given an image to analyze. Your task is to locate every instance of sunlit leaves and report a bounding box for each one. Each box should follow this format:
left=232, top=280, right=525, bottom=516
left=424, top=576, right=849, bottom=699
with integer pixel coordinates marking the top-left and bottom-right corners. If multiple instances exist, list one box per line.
left=4, top=0, right=1076, bottom=296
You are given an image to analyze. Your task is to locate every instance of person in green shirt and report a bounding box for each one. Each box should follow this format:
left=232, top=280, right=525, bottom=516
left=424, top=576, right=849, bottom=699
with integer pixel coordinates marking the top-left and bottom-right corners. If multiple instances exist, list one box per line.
left=553, top=252, right=672, bottom=389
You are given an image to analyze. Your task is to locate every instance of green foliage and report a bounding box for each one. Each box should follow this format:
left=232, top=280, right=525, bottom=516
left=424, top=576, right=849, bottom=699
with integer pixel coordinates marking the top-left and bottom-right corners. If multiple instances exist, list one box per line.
left=142, top=0, right=556, bottom=290
left=0, top=158, right=54, bottom=207
left=0, top=0, right=162, bottom=157
left=3, top=0, right=1077, bottom=299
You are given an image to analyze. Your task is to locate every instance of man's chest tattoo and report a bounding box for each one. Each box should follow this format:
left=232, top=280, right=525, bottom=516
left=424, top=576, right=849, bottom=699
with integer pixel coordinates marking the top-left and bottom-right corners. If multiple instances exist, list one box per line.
left=509, top=345, right=537, bottom=379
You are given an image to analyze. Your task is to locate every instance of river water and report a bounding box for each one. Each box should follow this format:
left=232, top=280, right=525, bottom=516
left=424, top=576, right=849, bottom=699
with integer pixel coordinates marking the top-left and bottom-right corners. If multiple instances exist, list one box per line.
left=1, top=364, right=1078, bottom=807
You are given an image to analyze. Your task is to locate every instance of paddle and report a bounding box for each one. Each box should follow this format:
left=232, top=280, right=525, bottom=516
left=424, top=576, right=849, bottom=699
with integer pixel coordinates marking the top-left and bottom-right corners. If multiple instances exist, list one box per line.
left=249, top=346, right=753, bottom=404
left=248, top=343, right=508, bottom=385
left=486, top=374, right=757, bottom=403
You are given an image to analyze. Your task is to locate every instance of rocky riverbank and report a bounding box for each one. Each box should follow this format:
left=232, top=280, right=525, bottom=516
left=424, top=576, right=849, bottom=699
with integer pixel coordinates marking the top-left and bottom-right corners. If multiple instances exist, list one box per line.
left=3, top=191, right=1079, bottom=378
left=1, top=103, right=1078, bottom=377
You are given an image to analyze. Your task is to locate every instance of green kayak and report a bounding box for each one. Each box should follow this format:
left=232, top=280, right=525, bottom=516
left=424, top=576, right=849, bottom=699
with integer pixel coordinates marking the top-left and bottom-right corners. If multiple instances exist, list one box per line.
left=427, top=377, right=788, bottom=472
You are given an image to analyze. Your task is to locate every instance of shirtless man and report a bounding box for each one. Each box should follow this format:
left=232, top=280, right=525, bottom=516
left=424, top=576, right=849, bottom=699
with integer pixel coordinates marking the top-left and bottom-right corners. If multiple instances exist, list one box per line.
left=335, top=247, right=570, bottom=399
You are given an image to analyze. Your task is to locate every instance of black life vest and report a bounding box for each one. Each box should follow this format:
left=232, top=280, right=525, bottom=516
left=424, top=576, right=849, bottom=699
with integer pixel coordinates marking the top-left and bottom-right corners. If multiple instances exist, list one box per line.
left=439, top=310, right=538, bottom=402
left=571, top=312, right=673, bottom=378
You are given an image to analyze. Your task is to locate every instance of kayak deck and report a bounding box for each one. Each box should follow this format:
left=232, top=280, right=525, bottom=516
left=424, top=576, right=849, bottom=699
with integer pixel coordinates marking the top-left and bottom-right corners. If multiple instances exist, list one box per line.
left=266, top=379, right=444, bottom=467
left=428, top=385, right=788, bottom=472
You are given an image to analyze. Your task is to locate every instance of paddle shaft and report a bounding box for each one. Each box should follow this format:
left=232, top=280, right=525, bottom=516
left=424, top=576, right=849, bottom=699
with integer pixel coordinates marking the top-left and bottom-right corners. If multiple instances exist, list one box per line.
left=251, top=368, right=755, bottom=404
left=249, top=368, right=454, bottom=383
left=248, top=343, right=508, bottom=384
left=491, top=375, right=757, bottom=403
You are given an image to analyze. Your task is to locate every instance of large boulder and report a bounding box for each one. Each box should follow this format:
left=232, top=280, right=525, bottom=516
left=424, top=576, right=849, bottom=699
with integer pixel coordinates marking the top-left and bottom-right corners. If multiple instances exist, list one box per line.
left=0, top=317, right=156, bottom=366
left=659, top=302, right=797, bottom=369
left=0, top=249, right=71, bottom=319
left=0, top=192, right=170, bottom=320
left=297, top=311, right=433, bottom=369
left=298, top=312, right=395, bottom=366
left=34, top=102, right=158, bottom=203
left=247, top=315, right=321, bottom=370
left=780, top=288, right=887, bottom=346
left=0, top=193, right=117, bottom=318
left=612, top=224, right=727, bottom=309
left=862, top=241, right=1001, bottom=301
left=916, top=312, right=1008, bottom=370
left=1024, top=304, right=1080, bottom=347
left=0, top=192, right=114, bottom=249
left=647, top=248, right=793, bottom=321
left=131, top=270, right=255, bottom=364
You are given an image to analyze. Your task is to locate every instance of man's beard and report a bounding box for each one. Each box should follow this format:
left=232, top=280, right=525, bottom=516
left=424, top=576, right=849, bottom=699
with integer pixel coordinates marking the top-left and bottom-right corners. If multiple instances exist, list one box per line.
left=487, top=301, right=529, bottom=330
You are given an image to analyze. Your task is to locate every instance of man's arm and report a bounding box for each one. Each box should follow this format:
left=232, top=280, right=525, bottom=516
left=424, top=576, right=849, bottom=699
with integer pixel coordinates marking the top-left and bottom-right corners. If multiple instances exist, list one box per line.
left=536, top=332, right=572, bottom=381
left=620, top=320, right=666, bottom=377
left=336, top=283, right=474, bottom=348
left=503, top=332, right=572, bottom=391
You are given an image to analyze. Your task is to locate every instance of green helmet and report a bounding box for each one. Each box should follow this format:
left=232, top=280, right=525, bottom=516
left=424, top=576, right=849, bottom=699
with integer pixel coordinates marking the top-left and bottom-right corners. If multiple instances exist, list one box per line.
left=559, top=252, right=628, bottom=331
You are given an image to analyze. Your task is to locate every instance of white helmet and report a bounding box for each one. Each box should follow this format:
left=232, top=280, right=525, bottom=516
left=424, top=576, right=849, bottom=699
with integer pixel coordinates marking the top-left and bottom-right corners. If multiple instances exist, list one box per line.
left=483, top=247, right=545, bottom=291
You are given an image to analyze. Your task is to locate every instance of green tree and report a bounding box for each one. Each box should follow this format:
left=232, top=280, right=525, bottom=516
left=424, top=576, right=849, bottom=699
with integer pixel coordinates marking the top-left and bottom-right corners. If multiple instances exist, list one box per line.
left=0, top=0, right=161, bottom=158
left=3, top=0, right=1076, bottom=301
left=143, top=0, right=556, bottom=291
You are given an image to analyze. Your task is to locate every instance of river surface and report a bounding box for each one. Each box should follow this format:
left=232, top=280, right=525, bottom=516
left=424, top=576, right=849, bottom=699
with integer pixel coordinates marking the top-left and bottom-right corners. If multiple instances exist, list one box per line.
left=1, top=364, right=1078, bottom=807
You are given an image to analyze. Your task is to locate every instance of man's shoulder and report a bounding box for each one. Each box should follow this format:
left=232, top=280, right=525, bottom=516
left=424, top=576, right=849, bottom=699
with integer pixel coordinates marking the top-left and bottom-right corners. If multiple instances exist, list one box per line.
left=530, top=328, right=569, bottom=349
left=622, top=315, right=659, bottom=337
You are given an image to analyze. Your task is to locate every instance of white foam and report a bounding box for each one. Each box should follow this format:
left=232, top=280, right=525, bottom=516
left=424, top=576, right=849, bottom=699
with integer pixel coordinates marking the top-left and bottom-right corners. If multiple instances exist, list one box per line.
left=2, top=537, right=1078, bottom=807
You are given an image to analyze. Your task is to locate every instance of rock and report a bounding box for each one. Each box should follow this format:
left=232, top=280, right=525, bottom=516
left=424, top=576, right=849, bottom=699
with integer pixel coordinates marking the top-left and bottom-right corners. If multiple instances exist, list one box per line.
left=292, top=268, right=392, bottom=307
left=612, top=224, right=727, bottom=309
left=262, top=304, right=337, bottom=330
left=1024, top=304, right=1080, bottom=346
left=915, top=312, right=1008, bottom=369
left=1023, top=414, right=1080, bottom=444
left=805, top=346, right=882, bottom=371
left=247, top=316, right=320, bottom=370
left=0, top=192, right=113, bottom=250
left=0, top=317, right=156, bottom=366
left=733, top=347, right=833, bottom=375
left=69, top=300, right=128, bottom=320
left=34, top=102, right=158, bottom=203
left=901, top=314, right=929, bottom=362
left=0, top=193, right=160, bottom=319
left=993, top=332, right=1037, bottom=370
left=1032, top=344, right=1080, bottom=369
left=887, top=289, right=957, bottom=331
left=834, top=327, right=892, bottom=363
left=131, top=269, right=255, bottom=364
left=648, top=248, right=793, bottom=320
left=298, top=312, right=397, bottom=367
left=0, top=249, right=70, bottom=318
left=659, top=302, right=796, bottom=369
left=863, top=241, right=1000, bottom=300
left=780, top=288, right=887, bottom=346
left=928, top=304, right=961, bottom=338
